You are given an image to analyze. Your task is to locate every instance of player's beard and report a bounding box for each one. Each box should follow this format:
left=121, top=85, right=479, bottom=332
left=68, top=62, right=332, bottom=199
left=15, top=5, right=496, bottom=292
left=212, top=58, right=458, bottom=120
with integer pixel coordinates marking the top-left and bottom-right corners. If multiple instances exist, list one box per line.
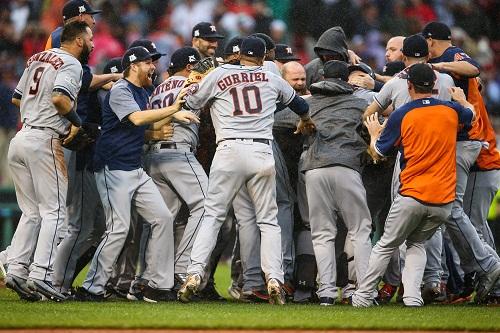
left=79, top=44, right=91, bottom=65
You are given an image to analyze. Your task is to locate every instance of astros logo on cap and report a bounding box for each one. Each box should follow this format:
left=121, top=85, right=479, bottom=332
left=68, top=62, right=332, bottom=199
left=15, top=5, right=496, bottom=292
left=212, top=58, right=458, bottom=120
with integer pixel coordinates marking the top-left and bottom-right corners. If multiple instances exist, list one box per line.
left=78, top=5, right=86, bottom=13
left=188, top=55, right=196, bottom=62
left=210, top=25, right=216, bottom=32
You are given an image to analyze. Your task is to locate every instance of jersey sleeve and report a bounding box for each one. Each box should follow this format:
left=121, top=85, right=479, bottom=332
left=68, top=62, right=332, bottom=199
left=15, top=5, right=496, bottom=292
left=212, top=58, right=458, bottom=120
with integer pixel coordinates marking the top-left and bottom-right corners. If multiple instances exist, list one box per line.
left=374, top=109, right=404, bottom=157
left=109, top=85, right=141, bottom=121
left=13, top=68, right=29, bottom=99
left=373, top=79, right=394, bottom=110
left=184, top=71, right=217, bottom=110
left=275, top=75, right=296, bottom=106
left=444, top=47, right=480, bottom=69
left=53, top=60, right=83, bottom=101
left=447, top=100, right=473, bottom=127
left=80, top=65, right=93, bottom=93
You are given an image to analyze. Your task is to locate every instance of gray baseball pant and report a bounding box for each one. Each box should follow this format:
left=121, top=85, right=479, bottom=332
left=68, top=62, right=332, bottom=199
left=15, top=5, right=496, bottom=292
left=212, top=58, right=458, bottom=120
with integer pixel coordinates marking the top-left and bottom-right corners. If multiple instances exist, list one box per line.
left=144, top=145, right=207, bottom=275
left=7, top=128, right=67, bottom=281
left=53, top=163, right=105, bottom=292
left=305, top=166, right=372, bottom=299
left=187, top=140, right=284, bottom=283
left=446, top=141, right=499, bottom=276
left=464, top=169, right=500, bottom=250
left=82, top=167, right=174, bottom=294
left=353, top=195, right=451, bottom=307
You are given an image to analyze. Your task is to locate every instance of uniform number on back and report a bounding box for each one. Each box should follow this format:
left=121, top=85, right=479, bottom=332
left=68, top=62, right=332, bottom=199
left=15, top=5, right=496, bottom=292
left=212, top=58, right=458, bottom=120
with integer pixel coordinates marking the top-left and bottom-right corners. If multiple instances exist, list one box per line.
left=29, top=67, right=46, bottom=95
left=151, top=93, right=175, bottom=109
left=229, top=86, right=262, bottom=116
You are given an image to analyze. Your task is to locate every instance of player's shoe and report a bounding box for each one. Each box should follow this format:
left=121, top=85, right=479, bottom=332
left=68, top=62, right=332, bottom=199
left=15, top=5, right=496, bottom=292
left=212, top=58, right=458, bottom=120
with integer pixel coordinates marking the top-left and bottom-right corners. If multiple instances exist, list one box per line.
left=5, top=274, right=41, bottom=302
left=376, top=282, right=397, bottom=304
left=27, top=278, right=66, bottom=302
left=421, top=282, right=441, bottom=304
left=73, top=286, right=104, bottom=302
left=197, top=280, right=225, bottom=301
left=227, top=282, right=243, bottom=301
left=177, top=273, right=201, bottom=303
left=239, top=289, right=269, bottom=303
left=475, top=264, right=500, bottom=303
left=143, top=285, right=177, bottom=303
left=319, top=297, right=335, bottom=306
left=126, top=279, right=147, bottom=301
left=267, top=278, right=285, bottom=305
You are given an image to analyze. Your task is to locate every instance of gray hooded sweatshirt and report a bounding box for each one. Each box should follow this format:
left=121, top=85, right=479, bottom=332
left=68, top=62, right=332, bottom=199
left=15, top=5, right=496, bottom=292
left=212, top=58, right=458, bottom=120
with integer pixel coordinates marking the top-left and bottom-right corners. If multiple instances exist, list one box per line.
left=301, top=79, right=369, bottom=174
left=304, top=26, right=349, bottom=88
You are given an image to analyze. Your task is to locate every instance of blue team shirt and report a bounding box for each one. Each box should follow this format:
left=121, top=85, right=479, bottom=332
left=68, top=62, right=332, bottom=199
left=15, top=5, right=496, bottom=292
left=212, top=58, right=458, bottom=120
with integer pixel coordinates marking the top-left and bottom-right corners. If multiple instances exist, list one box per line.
left=93, top=79, right=149, bottom=171
left=428, top=46, right=480, bottom=97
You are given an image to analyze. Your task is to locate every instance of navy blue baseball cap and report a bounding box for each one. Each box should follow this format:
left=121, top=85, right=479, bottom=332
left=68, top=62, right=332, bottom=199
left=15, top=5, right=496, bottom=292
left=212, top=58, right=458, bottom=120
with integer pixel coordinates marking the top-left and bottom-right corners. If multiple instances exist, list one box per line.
left=408, top=63, right=436, bottom=87
left=422, top=22, right=452, bottom=41
left=192, top=22, right=224, bottom=39
left=321, top=60, right=349, bottom=81
left=169, top=47, right=201, bottom=70
left=275, top=44, right=301, bottom=61
left=122, top=46, right=152, bottom=69
left=402, top=34, right=429, bottom=58
left=63, top=0, right=101, bottom=20
left=240, top=37, right=266, bottom=58
left=382, top=61, right=405, bottom=76
left=103, top=57, right=123, bottom=74
left=250, top=33, right=275, bottom=51
left=348, top=62, right=375, bottom=79
left=129, top=39, right=165, bottom=61
left=224, top=36, right=243, bottom=56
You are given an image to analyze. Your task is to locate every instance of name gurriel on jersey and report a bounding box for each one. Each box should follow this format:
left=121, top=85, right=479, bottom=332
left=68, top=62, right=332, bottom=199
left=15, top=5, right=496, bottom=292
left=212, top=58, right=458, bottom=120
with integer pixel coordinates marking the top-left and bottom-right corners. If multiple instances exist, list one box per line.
left=27, top=51, right=64, bottom=70
left=217, top=72, right=269, bottom=90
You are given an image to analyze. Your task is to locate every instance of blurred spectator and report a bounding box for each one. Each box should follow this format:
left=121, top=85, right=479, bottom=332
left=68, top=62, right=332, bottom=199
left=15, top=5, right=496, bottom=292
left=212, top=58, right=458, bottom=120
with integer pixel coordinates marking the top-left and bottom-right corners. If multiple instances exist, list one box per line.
left=269, top=19, right=287, bottom=44
left=121, top=0, right=149, bottom=36
left=404, top=0, right=437, bottom=26
left=9, top=0, right=30, bottom=40
left=170, top=0, right=216, bottom=43
left=0, top=76, right=18, bottom=188
left=88, top=20, right=125, bottom=68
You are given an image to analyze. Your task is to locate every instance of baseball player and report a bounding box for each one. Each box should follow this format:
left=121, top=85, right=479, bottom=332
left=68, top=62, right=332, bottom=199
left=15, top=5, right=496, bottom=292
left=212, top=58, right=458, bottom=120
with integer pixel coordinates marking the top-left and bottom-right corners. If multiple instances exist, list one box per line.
left=274, top=44, right=301, bottom=71
left=301, top=60, right=372, bottom=306
left=363, top=35, right=456, bottom=302
left=353, top=64, right=475, bottom=307
left=424, top=21, right=500, bottom=302
left=143, top=46, right=204, bottom=285
left=178, top=37, right=314, bottom=305
left=374, top=36, right=405, bottom=84
left=5, top=21, right=92, bottom=302
left=74, top=46, right=198, bottom=302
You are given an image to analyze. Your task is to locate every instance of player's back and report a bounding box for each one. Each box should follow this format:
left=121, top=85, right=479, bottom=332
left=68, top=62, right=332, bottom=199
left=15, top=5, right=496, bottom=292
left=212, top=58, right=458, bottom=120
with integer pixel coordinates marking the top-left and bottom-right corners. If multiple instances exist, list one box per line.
left=16, top=48, right=82, bottom=134
left=150, top=75, right=199, bottom=146
left=186, top=64, right=295, bottom=143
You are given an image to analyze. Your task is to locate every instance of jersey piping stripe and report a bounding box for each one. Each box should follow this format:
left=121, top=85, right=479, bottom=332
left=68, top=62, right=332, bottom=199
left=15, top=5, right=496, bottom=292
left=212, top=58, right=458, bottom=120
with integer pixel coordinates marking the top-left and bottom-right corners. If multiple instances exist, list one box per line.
left=60, top=170, right=85, bottom=288
left=174, top=152, right=206, bottom=266
left=53, top=86, right=76, bottom=101
left=87, top=168, right=114, bottom=290
left=45, top=138, right=62, bottom=281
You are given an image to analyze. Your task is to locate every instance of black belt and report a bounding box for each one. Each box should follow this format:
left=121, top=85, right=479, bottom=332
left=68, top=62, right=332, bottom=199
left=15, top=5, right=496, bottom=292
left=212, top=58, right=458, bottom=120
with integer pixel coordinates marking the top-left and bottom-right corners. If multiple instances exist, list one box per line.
left=223, top=138, right=270, bottom=145
left=24, top=124, right=64, bottom=138
left=154, top=142, right=194, bottom=152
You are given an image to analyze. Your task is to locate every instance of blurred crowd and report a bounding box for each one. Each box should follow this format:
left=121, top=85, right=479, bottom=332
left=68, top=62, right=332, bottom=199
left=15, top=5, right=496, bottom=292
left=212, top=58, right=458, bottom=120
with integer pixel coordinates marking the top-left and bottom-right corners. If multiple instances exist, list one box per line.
left=0, top=0, right=500, bottom=187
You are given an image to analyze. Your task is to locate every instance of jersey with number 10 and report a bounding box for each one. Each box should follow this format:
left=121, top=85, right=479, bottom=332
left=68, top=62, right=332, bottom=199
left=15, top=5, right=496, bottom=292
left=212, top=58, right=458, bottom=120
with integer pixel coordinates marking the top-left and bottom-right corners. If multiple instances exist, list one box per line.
left=185, top=64, right=296, bottom=143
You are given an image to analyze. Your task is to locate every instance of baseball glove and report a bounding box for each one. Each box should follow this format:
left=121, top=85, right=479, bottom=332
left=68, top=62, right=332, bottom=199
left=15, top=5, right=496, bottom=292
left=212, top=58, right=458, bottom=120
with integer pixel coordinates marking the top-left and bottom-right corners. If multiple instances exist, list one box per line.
left=62, top=126, right=94, bottom=151
left=185, top=57, right=218, bottom=86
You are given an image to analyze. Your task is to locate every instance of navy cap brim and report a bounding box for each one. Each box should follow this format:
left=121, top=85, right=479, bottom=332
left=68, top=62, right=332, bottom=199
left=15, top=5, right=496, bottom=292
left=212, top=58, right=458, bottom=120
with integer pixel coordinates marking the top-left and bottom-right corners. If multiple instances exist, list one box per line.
left=276, top=56, right=301, bottom=61
left=197, top=33, right=225, bottom=39
left=87, top=9, right=102, bottom=15
left=150, top=53, right=165, bottom=61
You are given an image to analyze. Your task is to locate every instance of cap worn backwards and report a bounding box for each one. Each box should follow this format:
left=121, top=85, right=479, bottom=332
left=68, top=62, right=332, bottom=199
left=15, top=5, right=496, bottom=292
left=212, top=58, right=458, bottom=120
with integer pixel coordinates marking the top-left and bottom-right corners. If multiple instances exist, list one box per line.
left=321, top=60, right=349, bottom=81
left=240, top=37, right=266, bottom=58
left=402, top=34, right=429, bottom=58
left=407, top=63, right=436, bottom=87
left=422, top=22, right=452, bottom=41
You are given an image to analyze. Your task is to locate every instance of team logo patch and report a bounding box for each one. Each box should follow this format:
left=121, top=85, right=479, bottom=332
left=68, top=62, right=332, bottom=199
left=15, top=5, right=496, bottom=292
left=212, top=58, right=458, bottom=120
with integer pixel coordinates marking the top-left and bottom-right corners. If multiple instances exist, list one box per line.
left=110, top=66, right=118, bottom=73
left=210, top=25, right=216, bottom=32
left=286, top=47, right=292, bottom=54
left=423, top=99, right=430, bottom=104
left=188, top=55, right=197, bottom=62
left=78, top=5, right=86, bottom=13
left=129, top=54, right=137, bottom=62
left=454, top=52, right=469, bottom=61
left=248, top=51, right=253, bottom=55
left=187, top=83, right=199, bottom=95
left=151, top=42, right=157, bottom=50
left=194, top=30, right=200, bottom=37
left=65, top=76, right=77, bottom=87
left=233, top=45, right=240, bottom=53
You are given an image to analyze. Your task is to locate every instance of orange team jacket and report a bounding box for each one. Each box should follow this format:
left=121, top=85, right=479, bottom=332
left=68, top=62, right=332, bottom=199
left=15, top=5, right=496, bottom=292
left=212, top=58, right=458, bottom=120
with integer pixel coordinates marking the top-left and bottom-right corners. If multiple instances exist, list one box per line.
left=429, top=46, right=500, bottom=171
left=375, top=98, right=474, bottom=205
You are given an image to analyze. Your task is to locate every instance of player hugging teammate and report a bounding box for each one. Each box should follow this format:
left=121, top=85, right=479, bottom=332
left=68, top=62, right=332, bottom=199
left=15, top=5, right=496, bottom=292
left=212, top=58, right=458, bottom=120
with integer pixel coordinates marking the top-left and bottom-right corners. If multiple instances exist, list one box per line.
left=2, top=0, right=500, bottom=307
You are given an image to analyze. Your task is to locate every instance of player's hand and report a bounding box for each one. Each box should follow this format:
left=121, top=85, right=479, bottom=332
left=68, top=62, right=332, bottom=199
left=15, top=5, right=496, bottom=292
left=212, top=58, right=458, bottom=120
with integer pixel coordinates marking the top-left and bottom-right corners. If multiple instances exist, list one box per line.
left=449, top=87, right=467, bottom=103
left=348, top=50, right=362, bottom=65
left=63, top=124, right=81, bottom=145
left=431, top=62, right=445, bottom=72
left=173, top=110, right=200, bottom=124
left=150, top=124, right=174, bottom=140
left=294, top=117, right=316, bottom=135
left=348, top=72, right=375, bottom=90
left=364, top=112, right=387, bottom=138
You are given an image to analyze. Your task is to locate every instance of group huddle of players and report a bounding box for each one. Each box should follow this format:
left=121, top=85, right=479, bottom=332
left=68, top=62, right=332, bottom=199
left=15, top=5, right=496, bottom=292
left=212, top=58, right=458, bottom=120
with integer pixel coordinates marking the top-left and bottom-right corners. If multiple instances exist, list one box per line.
left=1, top=0, right=499, bottom=307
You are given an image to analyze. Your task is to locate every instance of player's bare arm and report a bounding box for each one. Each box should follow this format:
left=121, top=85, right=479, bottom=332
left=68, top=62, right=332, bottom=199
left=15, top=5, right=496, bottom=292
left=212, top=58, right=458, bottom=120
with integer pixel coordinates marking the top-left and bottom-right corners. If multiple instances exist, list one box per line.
left=363, top=100, right=383, bottom=121
left=52, top=91, right=83, bottom=144
left=431, top=61, right=480, bottom=78
left=364, top=112, right=387, bottom=162
left=11, top=97, right=21, bottom=108
left=449, top=86, right=476, bottom=119
left=145, top=124, right=174, bottom=142
left=89, top=73, right=122, bottom=91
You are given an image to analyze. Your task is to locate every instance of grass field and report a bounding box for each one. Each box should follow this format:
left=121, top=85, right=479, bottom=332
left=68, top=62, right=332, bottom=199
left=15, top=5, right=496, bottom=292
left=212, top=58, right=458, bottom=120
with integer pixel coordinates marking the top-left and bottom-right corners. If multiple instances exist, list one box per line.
left=1, top=264, right=499, bottom=331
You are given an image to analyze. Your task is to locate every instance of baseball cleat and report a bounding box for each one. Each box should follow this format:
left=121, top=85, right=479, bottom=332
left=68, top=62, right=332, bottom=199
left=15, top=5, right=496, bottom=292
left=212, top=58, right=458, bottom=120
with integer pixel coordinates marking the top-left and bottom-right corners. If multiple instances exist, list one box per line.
left=376, top=282, right=397, bottom=304
left=197, top=281, right=225, bottom=301
left=143, top=285, right=177, bottom=303
left=239, top=289, right=269, bottom=303
left=319, top=296, right=335, bottom=306
left=73, top=286, right=104, bottom=302
left=475, top=264, right=500, bottom=303
left=421, top=282, right=441, bottom=304
left=267, top=278, right=285, bottom=305
left=227, top=284, right=242, bottom=300
left=27, top=279, right=66, bottom=302
left=5, top=274, right=41, bottom=302
left=177, top=273, right=201, bottom=303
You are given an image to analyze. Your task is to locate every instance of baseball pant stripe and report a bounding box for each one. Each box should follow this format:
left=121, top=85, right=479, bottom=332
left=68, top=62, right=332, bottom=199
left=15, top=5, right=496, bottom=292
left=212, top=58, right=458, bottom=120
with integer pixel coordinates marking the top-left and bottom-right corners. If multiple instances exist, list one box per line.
left=45, top=138, right=62, bottom=281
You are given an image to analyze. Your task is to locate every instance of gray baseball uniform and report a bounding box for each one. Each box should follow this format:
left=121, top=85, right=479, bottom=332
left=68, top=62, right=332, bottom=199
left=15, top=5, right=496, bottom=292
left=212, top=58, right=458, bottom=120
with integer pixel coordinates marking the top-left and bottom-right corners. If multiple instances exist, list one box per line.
left=185, top=64, right=300, bottom=283
left=144, top=75, right=206, bottom=276
left=7, top=48, right=82, bottom=283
